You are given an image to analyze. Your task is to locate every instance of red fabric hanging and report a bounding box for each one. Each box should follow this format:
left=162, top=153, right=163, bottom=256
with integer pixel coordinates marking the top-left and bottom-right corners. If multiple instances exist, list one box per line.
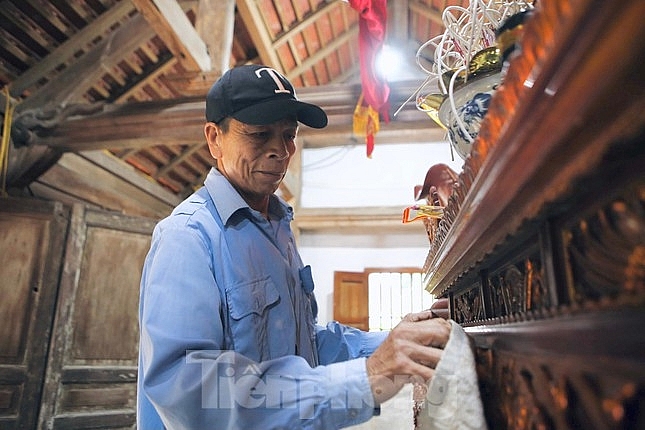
left=349, top=0, right=390, bottom=122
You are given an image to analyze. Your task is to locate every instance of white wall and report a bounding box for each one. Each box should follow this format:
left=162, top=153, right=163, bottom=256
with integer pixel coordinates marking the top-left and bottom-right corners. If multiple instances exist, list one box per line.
left=298, top=141, right=463, bottom=324
left=301, top=142, right=464, bottom=208
left=299, top=243, right=430, bottom=325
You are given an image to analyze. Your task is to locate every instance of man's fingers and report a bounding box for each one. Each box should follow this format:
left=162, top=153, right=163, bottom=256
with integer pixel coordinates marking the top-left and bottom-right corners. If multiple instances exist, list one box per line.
left=431, top=298, right=449, bottom=309
left=409, top=318, right=451, bottom=349
left=430, top=308, right=450, bottom=320
left=402, top=310, right=434, bottom=322
left=429, top=298, right=450, bottom=319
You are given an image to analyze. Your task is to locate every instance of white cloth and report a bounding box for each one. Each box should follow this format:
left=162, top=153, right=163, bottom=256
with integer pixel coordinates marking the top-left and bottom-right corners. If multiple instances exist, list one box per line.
left=415, top=320, right=487, bottom=430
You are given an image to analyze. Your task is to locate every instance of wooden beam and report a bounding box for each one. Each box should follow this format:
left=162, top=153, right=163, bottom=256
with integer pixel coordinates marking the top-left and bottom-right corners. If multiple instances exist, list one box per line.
left=294, top=206, right=406, bottom=229
left=286, top=25, right=359, bottom=80
left=32, top=79, right=444, bottom=151
left=131, top=0, right=211, bottom=72
left=409, top=0, right=443, bottom=26
left=272, top=1, right=341, bottom=50
left=7, top=0, right=137, bottom=99
left=154, top=143, right=204, bottom=179
left=236, top=0, right=284, bottom=71
left=34, top=153, right=176, bottom=218
left=389, top=0, right=409, bottom=44
left=18, top=13, right=156, bottom=110
left=79, top=150, right=181, bottom=207
left=195, top=0, right=235, bottom=76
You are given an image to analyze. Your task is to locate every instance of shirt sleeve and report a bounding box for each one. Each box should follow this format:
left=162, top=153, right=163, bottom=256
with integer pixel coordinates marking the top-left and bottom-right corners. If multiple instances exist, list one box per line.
left=138, top=225, right=377, bottom=429
left=315, top=321, right=389, bottom=365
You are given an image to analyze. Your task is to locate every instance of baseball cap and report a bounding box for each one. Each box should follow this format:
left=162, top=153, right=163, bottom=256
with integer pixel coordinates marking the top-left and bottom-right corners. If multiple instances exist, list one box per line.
left=205, top=65, right=328, bottom=129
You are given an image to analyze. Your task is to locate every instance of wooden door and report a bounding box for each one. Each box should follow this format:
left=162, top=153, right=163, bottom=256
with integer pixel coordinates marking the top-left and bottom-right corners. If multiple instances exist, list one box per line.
left=333, top=271, right=369, bottom=331
left=0, top=199, right=70, bottom=430
left=37, top=204, right=155, bottom=429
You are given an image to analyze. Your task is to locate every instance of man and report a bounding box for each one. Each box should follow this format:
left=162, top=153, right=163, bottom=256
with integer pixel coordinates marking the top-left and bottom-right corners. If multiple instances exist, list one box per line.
left=137, top=64, right=451, bottom=429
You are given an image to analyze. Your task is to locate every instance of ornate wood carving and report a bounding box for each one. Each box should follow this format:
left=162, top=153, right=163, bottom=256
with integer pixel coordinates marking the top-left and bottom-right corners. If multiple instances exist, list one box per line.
left=418, top=0, right=645, bottom=428
left=562, top=184, right=645, bottom=302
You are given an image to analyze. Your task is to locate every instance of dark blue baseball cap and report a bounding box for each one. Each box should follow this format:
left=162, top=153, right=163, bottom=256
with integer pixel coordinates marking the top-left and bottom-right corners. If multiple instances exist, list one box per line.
left=205, top=64, right=328, bottom=128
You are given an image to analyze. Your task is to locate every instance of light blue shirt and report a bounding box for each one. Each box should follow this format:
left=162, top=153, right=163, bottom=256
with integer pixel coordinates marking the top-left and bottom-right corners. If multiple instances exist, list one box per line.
left=137, top=167, right=387, bottom=429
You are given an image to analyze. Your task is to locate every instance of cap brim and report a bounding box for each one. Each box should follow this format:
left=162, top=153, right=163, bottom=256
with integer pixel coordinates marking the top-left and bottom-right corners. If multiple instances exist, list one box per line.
left=232, top=99, right=328, bottom=129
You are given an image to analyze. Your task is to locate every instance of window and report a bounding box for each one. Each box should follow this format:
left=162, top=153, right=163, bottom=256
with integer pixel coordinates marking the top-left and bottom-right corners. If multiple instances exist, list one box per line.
left=367, top=271, right=435, bottom=331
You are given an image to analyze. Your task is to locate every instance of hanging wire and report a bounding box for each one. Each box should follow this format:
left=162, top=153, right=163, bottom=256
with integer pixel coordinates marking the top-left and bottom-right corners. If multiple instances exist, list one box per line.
left=302, top=144, right=354, bottom=171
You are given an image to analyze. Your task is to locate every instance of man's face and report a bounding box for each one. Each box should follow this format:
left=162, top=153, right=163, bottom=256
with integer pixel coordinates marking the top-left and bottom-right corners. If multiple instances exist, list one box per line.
left=205, top=117, right=299, bottom=208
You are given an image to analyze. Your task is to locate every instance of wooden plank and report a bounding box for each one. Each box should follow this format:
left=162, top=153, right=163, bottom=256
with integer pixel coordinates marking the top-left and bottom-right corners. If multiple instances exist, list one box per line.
left=0, top=198, right=69, bottom=430
left=409, top=0, right=443, bottom=26
left=19, top=13, right=154, bottom=110
left=38, top=204, right=153, bottom=428
left=7, top=0, right=136, bottom=98
left=195, top=0, right=235, bottom=76
left=131, top=0, right=210, bottom=72
left=295, top=206, right=405, bottom=229
left=272, top=0, right=340, bottom=50
left=35, top=153, right=174, bottom=218
left=236, top=0, right=284, bottom=71
left=286, top=24, right=358, bottom=80
left=32, top=79, right=444, bottom=151
left=79, top=150, right=181, bottom=207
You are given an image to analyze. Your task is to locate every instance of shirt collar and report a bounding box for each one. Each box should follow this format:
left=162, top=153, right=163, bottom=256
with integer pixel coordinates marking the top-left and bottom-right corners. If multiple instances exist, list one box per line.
left=204, top=167, right=293, bottom=224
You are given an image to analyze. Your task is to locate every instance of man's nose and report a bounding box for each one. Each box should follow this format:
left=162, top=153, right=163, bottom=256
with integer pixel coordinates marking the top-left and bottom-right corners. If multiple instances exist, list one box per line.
left=266, top=137, right=291, bottom=160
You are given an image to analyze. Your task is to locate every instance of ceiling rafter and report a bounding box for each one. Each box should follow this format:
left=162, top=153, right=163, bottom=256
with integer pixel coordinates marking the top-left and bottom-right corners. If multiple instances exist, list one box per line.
left=130, top=0, right=211, bottom=72
left=1, top=0, right=469, bottom=216
left=409, top=0, right=443, bottom=25
left=272, top=0, right=341, bottom=51
left=6, top=0, right=136, bottom=100
left=286, top=25, right=358, bottom=80
left=235, top=0, right=285, bottom=71
left=154, top=142, right=204, bottom=179
left=30, top=79, right=442, bottom=152
left=19, top=12, right=157, bottom=110
left=195, top=0, right=235, bottom=76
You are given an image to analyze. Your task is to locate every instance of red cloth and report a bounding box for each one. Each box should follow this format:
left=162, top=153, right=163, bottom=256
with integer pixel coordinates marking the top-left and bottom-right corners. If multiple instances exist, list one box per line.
left=349, top=0, right=390, bottom=122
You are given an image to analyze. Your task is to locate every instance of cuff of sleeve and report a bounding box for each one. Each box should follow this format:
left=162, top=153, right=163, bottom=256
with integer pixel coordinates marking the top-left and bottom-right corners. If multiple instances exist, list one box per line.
left=323, top=357, right=376, bottom=427
left=360, top=330, right=389, bottom=356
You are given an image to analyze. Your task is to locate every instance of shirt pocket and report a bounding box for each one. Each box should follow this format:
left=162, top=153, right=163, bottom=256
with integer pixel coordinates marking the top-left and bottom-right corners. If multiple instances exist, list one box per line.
left=225, top=276, right=280, bottom=361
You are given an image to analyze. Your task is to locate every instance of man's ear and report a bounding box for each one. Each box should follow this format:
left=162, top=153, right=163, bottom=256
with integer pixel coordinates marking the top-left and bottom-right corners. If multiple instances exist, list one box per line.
left=204, top=122, right=222, bottom=159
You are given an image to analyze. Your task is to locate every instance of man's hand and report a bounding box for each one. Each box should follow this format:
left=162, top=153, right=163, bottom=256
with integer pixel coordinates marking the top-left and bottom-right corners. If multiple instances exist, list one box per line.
left=366, top=311, right=451, bottom=404
left=429, top=297, right=449, bottom=320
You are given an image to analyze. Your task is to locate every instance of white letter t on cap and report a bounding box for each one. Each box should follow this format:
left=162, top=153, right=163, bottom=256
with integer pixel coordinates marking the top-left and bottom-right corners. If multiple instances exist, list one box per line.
left=255, top=67, right=291, bottom=94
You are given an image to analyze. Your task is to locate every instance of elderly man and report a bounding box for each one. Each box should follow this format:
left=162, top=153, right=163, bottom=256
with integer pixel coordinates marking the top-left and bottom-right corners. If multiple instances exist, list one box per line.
left=137, top=64, right=451, bottom=429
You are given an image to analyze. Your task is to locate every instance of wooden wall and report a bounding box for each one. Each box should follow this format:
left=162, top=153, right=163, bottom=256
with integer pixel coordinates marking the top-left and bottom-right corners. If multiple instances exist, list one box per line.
left=0, top=198, right=155, bottom=429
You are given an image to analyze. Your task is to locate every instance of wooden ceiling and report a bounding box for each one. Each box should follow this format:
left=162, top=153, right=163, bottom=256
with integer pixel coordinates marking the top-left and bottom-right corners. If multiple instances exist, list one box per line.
left=0, top=0, right=460, bottom=218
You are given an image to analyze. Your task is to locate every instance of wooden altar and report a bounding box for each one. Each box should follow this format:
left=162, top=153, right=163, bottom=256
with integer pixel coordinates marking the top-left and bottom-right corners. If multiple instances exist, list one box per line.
left=421, top=0, right=645, bottom=428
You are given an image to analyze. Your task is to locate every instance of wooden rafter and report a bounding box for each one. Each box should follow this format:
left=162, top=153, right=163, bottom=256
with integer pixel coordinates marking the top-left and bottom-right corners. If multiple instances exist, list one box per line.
left=409, top=0, right=443, bottom=25
left=286, top=25, right=358, bottom=80
left=30, top=80, right=443, bottom=151
left=235, top=0, right=284, bottom=71
left=131, top=0, right=211, bottom=72
left=6, top=0, right=137, bottom=99
left=19, top=13, right=158, bottom=110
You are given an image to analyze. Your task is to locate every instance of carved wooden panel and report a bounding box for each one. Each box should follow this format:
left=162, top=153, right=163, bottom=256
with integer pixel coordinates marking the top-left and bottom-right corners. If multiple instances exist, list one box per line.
left=37, top=204, right=155, bottom=429
left=418, top=0, right=645, bottom=428
left=0, top=199, right=69, bottom=430
left=560, top=183, right=645, bottom=303
left=473, top=309, right=645, bottom=430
